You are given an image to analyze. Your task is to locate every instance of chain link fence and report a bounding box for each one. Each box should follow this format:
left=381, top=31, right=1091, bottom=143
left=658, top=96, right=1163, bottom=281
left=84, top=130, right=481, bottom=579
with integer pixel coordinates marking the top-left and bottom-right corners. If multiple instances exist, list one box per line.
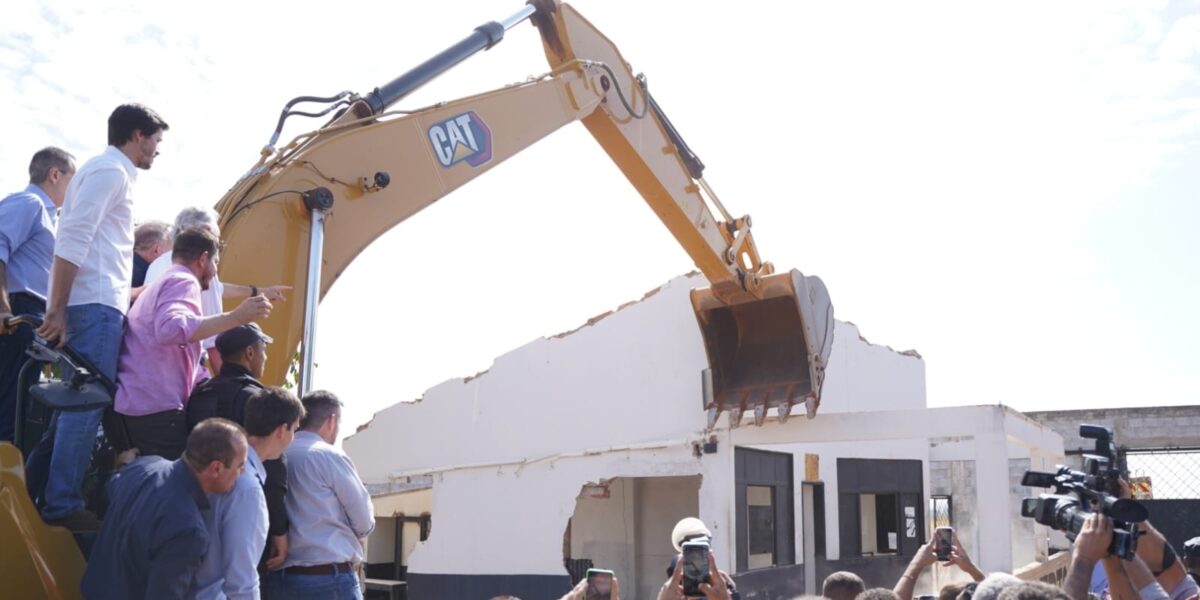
left=1123, top=447, right=1200, bottom=499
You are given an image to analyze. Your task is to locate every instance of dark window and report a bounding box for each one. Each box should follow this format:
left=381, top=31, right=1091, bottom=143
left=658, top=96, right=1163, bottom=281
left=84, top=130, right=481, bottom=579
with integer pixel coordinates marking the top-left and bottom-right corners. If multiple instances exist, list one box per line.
left=837, top=459, right=924, bottom=559
left=735, top=448, right=795, bottom=572
left=858, top=493, right=899, bottom=555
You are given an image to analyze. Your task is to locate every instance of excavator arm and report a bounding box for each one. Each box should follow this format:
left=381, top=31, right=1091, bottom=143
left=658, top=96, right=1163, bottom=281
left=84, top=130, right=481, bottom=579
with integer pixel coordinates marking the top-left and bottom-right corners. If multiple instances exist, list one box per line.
left=215, top=0, right=834, bottom=425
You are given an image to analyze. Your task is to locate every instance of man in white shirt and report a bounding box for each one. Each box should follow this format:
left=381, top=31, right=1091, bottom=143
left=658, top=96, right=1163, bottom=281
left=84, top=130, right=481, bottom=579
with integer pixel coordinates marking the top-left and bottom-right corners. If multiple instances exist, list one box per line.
left=34, top=103, right=168, bottom=531
left=193, top=386, right=304, bottom=600
left=264, top=390, right=374, bottom=599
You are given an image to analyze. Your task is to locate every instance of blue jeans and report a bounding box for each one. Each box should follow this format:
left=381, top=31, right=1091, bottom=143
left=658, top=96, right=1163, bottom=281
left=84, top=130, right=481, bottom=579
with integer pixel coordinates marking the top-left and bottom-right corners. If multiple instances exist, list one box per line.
left=40, top=303, right=123, bottom=521
left=263, top=570, right=362, bottom=600
left=0, top=292, right=45, bottom=442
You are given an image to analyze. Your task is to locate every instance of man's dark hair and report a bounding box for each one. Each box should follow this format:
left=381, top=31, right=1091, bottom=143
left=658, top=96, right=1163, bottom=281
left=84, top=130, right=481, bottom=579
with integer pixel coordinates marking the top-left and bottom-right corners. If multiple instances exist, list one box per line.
left=28, top=147, right=74, bottom=184
left=108, top=103, right=169, bottom=147
left=939, top=582, right=969, bottom=600
left=244, top=387, right=305, bottom=438
left=300, top=390, right=342, bottom=431
left=172, top=227, right=221, bottom=263
left=184, top=418, right=246, bottom=470
left=134, top=220, right=171, bottom=252
left=995, top=582, right=1068, bottom=600
left=824, top=571, right=866, bottom=600
left=855, top=589, right=899, bottom=600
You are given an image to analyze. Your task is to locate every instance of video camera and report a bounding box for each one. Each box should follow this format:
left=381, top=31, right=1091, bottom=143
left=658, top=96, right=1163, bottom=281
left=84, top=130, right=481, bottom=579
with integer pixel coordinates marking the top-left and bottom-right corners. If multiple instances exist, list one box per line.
left=1019, top=424, right=1148, bottom=560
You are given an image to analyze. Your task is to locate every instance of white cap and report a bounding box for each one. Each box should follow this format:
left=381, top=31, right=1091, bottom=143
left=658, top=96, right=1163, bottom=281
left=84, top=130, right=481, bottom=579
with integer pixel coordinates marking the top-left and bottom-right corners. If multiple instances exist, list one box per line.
left=671, top=517, right=712, bottom=552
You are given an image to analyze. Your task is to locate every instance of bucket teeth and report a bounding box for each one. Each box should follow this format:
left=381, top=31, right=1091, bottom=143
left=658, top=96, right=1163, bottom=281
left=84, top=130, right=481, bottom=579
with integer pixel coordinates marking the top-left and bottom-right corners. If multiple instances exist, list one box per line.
left=805, top=396, right=817, bottom=419
left=706, top=406, right=720, bottom=429
left=753, top=404, right=767, bottom=427
left=730, top=406, right=744, bottom=429
left=776, top=402, right=791, bottom=424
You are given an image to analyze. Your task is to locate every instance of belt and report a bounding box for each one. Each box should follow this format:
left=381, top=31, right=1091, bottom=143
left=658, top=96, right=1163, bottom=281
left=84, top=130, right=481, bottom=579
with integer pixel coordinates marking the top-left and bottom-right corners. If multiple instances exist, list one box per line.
left=283, top=562, right=354, bottom=576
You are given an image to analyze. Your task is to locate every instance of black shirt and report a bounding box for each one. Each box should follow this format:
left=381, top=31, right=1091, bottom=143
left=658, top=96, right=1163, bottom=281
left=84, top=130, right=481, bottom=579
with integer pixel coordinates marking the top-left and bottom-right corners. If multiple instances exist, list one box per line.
left=132, top=252, right=151, bottom=287
left=186, top=363, right=291, bottom=542
left=186, top=362, right=264, bottom=429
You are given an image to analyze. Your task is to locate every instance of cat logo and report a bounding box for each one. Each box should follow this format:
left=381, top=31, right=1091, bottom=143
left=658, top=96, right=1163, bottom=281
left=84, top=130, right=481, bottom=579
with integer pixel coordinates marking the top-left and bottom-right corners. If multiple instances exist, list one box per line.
left=428, top=112, right=492, bottom=168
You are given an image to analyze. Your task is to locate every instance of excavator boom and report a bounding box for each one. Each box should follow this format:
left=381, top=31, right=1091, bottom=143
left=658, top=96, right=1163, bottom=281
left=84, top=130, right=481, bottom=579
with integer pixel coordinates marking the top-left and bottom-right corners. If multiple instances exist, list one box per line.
left=215, top=0, right=833, bottom=423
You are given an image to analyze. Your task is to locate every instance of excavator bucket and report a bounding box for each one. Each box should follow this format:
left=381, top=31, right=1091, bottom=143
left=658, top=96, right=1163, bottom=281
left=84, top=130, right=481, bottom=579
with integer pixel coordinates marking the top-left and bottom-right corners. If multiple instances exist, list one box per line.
left=691, top=269, right=834, bottom=427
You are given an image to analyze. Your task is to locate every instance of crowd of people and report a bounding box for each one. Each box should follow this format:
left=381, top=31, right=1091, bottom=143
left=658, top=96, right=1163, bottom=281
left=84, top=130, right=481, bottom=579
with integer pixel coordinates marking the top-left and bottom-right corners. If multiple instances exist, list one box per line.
left=503, top=506, right=1200, bottom=600
left=0, top=104, right=377, bottom=598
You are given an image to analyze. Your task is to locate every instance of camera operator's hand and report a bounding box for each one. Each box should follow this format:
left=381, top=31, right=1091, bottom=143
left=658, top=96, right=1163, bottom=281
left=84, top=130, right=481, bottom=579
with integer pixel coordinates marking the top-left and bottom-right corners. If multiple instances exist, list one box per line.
left=562, top=574, right=621, bottom=600
left=658, top=551, right=731, bottom=600
left=658, top=564, right=685, bottom=600
left=1117, top=477, right=1132, bottom=500
left=1075, top=512, right=1113, bottom=563
left=947, top=532, right=985, bottom=582
left=912, top=539, right=938, bottom=570
left=697, top=551, right=733, bottom=600
left=561, top=578, right=587, bottom=600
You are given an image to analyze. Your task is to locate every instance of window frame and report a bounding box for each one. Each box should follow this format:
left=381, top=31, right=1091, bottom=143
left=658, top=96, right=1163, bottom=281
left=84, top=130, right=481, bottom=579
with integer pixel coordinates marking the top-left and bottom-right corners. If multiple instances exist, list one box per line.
left=735, top=447, right=796, bottom=572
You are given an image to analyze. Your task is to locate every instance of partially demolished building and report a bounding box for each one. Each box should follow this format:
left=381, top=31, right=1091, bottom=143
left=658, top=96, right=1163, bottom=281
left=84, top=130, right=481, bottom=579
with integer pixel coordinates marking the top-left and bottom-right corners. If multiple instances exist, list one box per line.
left=347, top=274, right=1064, bottom=599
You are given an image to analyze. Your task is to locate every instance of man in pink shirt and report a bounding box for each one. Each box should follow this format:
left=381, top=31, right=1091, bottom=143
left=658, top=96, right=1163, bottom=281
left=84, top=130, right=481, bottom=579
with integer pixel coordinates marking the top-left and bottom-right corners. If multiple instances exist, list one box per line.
left=112, top=228, right=272, bottom=460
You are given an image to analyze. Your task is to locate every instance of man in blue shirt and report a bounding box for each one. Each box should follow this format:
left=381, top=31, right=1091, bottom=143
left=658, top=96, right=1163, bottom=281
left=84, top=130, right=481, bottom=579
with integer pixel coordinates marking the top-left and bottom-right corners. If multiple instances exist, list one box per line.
left=193, top=387, right=303, bottom=599
left=82, top=418, right=247, bottom=600
left=0, top=147, right=75, bottom=443
left=265, top=391, right=374, bottom=599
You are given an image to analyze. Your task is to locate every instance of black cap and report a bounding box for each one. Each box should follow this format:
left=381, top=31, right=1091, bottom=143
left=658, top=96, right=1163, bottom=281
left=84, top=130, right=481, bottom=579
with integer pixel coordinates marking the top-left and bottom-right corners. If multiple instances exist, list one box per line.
left=215, top=323, right=273, bottom=356
left=1185, top=537, right=1200, bottom=559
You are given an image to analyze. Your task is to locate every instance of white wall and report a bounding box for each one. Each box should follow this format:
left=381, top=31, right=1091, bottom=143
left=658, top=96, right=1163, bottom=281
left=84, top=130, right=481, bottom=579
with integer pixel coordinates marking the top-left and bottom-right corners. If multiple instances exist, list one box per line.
left=345, top=275, right=712, bottom=485
left=819, top=321, right=926, bottom=414
left=570, top=477, right=636, bottom=579
left=344, top=272, right=931, bottom=579
left=634, top=477, right=702, bottom=600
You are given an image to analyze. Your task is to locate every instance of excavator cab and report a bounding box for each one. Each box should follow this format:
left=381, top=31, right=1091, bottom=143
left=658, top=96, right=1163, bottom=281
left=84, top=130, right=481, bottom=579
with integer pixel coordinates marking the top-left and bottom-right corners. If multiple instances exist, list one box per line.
left=693, top=270, right=834, bottom=427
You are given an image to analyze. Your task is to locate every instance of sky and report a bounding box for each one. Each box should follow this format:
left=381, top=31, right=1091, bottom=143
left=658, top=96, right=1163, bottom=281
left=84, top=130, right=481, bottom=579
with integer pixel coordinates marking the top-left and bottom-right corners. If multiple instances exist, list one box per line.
left=2, top=0, right=1198, bottom=440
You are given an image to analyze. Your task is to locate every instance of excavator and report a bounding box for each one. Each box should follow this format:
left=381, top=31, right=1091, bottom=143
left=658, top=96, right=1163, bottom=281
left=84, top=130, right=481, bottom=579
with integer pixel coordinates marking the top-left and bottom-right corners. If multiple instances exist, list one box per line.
left=1, top=0, right=833, bottom=596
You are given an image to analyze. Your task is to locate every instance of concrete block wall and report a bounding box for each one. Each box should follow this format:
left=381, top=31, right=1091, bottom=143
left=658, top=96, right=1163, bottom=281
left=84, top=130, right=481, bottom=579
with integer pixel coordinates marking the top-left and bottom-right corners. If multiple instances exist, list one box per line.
left=1025, top=406, right=1200, bottom=460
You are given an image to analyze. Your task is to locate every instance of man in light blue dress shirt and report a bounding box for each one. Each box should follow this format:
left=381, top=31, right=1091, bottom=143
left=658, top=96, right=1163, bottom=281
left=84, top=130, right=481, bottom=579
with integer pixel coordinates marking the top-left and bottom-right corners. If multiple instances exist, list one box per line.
left=0, top=147, right=75, bottom=443
left=193, top=387, right=304, bottom=600
left=265, top=390, right=375, bottom=599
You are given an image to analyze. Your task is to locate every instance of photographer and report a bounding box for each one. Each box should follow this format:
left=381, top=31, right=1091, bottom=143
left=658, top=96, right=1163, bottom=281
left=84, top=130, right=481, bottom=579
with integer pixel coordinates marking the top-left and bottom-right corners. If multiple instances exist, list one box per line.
left=656, top=517, right=739, bottom=600
left=658, top=548, right=734, bottom=600
left=1114, top=480, right=1199, bottom=600
left=559, top=574, right=622, bottom=600
left=1185, top=538, right=1200, bottom=587
left=893, top=533, right=985, bottom=600
left=1065, top=513, right=1170, bottom=600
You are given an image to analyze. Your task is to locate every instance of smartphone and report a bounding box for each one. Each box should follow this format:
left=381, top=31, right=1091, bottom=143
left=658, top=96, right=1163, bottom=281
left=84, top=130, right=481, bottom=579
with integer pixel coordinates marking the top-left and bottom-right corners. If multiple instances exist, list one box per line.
left=934, top=526, right=954, bottom=561
left=681, top=541, right=711, bottom=598
left=586, top=568, right=614, bottom=600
